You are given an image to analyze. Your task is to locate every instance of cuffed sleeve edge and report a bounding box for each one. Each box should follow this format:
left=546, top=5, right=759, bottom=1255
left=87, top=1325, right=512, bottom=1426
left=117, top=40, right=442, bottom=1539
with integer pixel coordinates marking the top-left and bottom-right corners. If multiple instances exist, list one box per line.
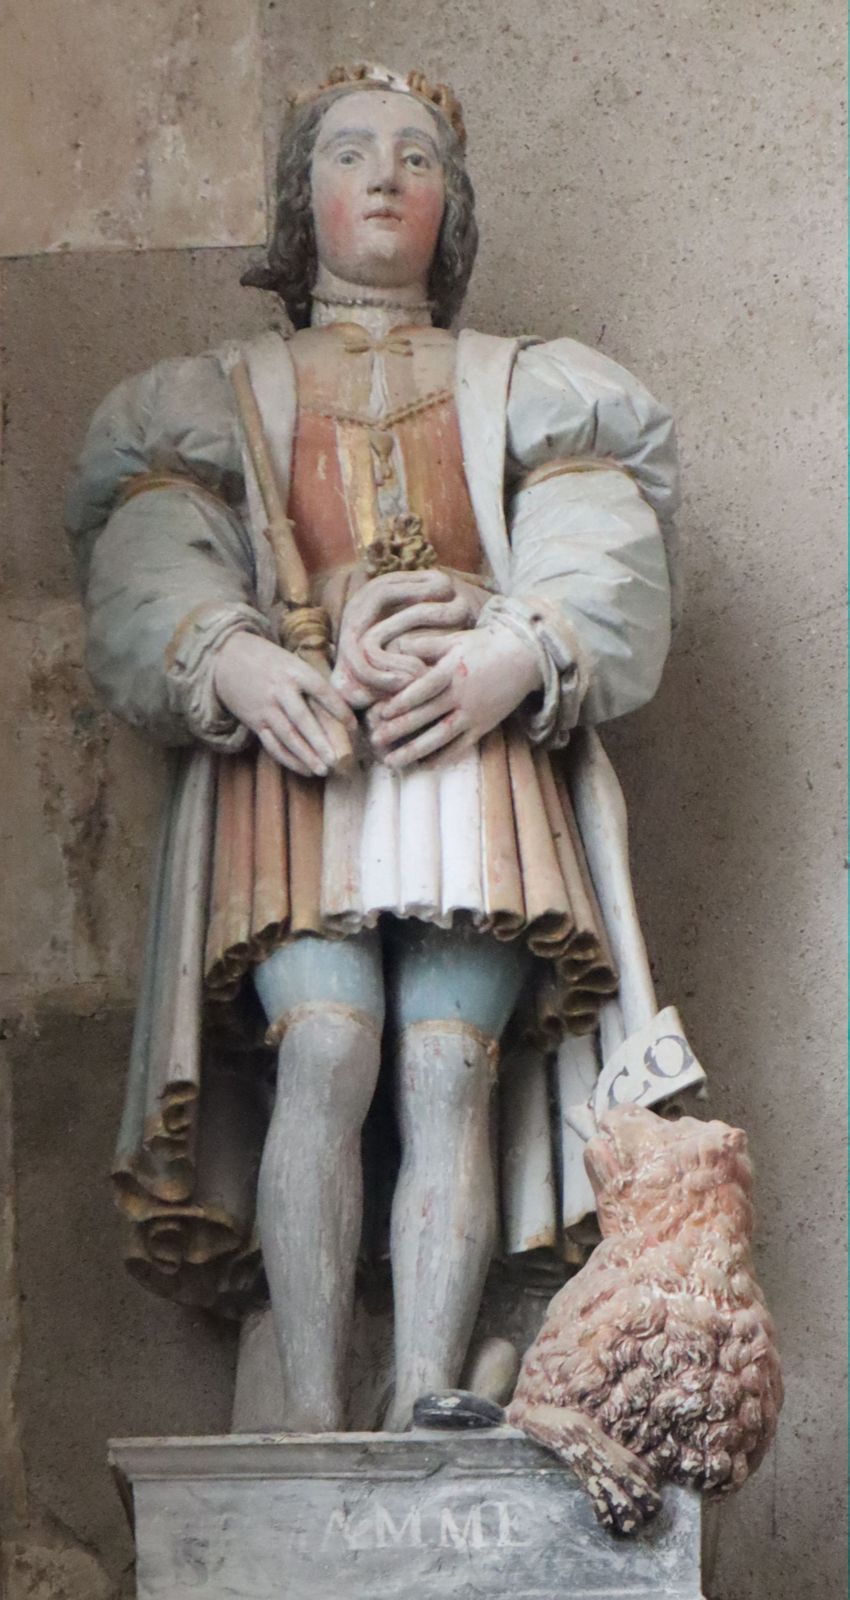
left=477, top=592, right=590, bottom=747
left=165, top=602, right=276, bottom=751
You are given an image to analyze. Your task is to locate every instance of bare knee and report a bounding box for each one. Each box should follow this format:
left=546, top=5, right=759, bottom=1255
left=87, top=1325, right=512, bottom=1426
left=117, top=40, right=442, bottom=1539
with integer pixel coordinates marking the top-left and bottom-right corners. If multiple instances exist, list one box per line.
left=273, top=1004, right=382, bottom=1136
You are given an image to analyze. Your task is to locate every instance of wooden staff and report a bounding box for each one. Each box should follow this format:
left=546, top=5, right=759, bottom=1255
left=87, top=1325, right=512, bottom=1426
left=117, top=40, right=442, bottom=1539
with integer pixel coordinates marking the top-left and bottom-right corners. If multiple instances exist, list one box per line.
left=231, top=360, right=353, bottom=773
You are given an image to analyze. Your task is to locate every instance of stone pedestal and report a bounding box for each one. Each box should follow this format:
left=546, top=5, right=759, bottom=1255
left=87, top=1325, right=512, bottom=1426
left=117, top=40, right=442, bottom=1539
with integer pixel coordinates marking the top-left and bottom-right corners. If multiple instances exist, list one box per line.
left=110, top=1430, right=706, bottom=1599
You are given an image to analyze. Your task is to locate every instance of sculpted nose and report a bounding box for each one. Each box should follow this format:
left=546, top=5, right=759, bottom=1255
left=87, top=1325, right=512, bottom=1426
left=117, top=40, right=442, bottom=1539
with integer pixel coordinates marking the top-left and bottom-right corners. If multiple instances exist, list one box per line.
left=367, top=171, right=401, bottom=194
left=366, top=148, right=402, bottom=194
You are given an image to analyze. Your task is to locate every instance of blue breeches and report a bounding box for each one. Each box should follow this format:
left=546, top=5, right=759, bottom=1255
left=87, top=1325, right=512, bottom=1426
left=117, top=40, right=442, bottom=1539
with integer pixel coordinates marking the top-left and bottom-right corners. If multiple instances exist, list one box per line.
left=253, top=917, right=530, bottom=1040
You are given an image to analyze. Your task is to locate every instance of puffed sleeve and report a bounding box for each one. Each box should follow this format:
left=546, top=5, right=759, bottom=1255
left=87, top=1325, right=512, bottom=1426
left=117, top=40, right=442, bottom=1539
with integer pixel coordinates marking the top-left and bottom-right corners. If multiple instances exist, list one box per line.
left=65, top=353, right=275, bottom=749
left=480, top=337, right=679, bottom=740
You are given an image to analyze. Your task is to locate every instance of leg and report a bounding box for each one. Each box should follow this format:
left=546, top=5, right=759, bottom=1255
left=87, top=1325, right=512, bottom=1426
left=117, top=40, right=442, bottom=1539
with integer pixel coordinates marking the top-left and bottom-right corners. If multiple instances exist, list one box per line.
left=253, top=931, right=384, bottom=1431
left=384, top=922, right=530, bottom=1431
left=506, top=1400, right=662, bottom=1534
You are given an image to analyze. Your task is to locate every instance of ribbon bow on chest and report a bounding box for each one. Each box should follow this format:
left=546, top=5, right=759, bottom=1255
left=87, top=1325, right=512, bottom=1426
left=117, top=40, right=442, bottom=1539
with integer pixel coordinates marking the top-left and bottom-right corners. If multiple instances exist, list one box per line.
left=341, top=329, right=414, bottom=358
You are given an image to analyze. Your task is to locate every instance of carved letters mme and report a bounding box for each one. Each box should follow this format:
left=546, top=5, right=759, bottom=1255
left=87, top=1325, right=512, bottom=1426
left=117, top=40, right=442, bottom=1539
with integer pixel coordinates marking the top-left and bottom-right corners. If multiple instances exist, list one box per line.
left=320, top=1496, right=532, bottom=1552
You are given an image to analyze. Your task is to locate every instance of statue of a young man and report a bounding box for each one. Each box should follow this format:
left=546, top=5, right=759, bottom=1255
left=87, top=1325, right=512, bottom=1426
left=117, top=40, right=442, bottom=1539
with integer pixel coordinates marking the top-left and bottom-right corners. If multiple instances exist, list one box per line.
left=66, top=65, right=679, bottom=1433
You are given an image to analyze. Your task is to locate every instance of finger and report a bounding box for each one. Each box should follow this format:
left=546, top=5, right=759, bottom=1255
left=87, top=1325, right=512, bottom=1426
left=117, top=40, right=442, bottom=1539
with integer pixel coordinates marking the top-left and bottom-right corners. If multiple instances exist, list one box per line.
left=363, top=698, right=413, bottom=736
left=362, top=569, right=456, bottom=609
left=312, top=702, right=355, bottom=772
left=370, top=687, right=458, bottom=750
left=279, top=695, right=353, bottom=773
left=363, top=602, right=470, bottom=661
left=345, top=570, right=456, bottom=633
left=277, top=688, right=339, bottom=768
left=358, top=614, right=464, bottom=685
left=342, top=640, right=421, bottom=696
left=330, top=660, right=378, bottom=710
left=363, top=569, right=453, bottom=599
left=266, top=704, right=329, bottom=777
left=375, top=660, right=454, bottom=720
left=381, top=711, right=467, bottom=769
left=390, top=630, right=456, bottom=663
left=257, top=726, right=313, bottom=778
left=287, top=659, right=358, bottom=732
left=364, top=596, right=474, bottom=653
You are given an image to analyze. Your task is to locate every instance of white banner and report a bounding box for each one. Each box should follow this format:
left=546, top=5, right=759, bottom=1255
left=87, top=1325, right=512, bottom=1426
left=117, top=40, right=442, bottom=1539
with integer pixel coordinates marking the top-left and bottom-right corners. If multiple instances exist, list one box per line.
left=565, top=1006, right=707, bottom=1143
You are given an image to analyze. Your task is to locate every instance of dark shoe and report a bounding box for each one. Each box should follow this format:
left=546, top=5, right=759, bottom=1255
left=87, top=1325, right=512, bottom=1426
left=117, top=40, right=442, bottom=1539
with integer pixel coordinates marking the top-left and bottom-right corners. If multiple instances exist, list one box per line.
left=412, top=1390, right=505, bottom=1430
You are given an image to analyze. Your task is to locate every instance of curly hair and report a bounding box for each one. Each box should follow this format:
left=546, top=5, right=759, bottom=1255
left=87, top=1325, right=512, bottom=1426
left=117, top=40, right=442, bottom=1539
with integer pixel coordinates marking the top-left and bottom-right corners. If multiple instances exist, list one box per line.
left=241, top=93, right=478, bottom=329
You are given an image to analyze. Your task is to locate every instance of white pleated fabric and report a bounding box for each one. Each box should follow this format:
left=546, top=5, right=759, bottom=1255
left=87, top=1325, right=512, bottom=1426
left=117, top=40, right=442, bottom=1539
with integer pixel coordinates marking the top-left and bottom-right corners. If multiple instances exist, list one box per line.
left=321, top=744, right=486, bottom=930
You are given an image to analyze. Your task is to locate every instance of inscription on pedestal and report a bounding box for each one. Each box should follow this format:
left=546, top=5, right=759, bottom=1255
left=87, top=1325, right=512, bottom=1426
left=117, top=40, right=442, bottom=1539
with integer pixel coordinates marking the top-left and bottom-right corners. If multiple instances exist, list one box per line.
left=321, top=1493, right=532, bottom=1551
left=110, top=1431, right=706, bottom=1600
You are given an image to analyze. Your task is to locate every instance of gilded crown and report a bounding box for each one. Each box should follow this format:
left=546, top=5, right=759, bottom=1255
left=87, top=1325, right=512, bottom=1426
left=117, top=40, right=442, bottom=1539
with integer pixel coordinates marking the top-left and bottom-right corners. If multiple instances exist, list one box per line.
left=289, top=63, right=467, bottom=152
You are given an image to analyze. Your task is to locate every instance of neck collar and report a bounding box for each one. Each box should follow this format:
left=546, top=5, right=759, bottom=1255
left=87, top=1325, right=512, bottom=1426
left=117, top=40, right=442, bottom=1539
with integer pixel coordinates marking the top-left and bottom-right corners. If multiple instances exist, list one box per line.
left=310, top=292, right=433, bottom=338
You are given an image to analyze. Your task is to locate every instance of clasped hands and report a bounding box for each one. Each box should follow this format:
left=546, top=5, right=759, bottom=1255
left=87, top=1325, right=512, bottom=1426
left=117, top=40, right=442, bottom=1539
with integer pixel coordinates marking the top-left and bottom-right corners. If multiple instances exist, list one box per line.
left=213, top=570, right=543, bottom=779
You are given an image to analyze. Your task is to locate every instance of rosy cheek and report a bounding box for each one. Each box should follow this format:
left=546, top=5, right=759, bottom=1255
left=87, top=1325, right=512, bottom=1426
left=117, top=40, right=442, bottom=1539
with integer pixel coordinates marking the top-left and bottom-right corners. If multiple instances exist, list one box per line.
left=404, top=186, right=445, bottom=250
left=315, top=187, right=358, bottom=259
left=327, top=195, right=354, bottom=249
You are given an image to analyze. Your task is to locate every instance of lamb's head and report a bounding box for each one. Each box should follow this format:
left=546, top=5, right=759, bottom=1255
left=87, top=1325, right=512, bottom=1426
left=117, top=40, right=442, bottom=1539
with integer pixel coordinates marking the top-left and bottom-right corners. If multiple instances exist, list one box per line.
left=585, top=1105, right=755, bottom=1242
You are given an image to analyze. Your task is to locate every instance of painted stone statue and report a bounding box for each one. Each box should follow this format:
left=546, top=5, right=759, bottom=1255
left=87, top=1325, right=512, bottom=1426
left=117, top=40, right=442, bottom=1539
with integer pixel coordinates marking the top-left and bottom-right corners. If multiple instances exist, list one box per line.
left=66, top=64, right=694, bottom=1436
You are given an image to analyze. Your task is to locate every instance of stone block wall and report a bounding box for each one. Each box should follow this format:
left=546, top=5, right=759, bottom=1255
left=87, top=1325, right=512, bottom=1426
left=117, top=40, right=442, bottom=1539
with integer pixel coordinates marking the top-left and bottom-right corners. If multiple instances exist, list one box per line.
left=1, top=2, right=845, bottom=1595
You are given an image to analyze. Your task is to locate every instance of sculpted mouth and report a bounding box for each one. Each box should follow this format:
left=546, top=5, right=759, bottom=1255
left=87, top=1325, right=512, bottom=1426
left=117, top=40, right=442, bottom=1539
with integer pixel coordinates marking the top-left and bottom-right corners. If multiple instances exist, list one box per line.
left=364, top=207, right=403, bottom=221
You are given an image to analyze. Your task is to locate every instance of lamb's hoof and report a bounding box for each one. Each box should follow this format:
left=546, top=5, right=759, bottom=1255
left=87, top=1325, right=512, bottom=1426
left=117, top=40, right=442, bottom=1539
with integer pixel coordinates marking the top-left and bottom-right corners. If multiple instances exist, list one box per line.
left=589, top=1463, right=662, bottom=1536
left=413, top=1391, right=505, bottom=1430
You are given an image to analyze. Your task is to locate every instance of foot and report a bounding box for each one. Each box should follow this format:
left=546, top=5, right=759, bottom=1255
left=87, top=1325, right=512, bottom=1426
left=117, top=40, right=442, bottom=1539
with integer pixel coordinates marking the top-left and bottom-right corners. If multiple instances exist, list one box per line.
left=462, top=1336, right=520, bottom=1407
left=508, top=1400, right=661, bottom=1535
left=412, top=1391, right=505, bottom=1430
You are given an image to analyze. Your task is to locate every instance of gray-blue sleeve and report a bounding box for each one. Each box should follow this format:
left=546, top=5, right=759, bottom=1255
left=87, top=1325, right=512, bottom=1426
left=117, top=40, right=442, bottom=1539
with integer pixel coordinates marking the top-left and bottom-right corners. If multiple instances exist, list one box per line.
left=65, top=354, right=274, bottom=748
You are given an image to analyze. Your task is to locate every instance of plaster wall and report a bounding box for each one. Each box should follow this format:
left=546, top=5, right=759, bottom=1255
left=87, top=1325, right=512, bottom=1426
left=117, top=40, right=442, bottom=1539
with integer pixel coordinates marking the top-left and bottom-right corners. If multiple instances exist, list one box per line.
left=0, top=0, right=266, bottom=255
left=1, top=2, right=846, bottom=1596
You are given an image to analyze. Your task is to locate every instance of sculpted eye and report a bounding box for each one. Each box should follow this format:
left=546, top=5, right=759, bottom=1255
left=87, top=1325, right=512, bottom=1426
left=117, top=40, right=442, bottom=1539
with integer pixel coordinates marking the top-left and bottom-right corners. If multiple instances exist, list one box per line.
left=404, top=150, right=431, bottom=170
left=336, top=148, right=361, bottom=166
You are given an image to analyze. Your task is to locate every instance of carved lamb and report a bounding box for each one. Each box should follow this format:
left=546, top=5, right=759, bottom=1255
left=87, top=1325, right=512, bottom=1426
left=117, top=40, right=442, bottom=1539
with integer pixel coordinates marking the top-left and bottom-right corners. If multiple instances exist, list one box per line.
left=507, top=1104, right=783, bottom=1534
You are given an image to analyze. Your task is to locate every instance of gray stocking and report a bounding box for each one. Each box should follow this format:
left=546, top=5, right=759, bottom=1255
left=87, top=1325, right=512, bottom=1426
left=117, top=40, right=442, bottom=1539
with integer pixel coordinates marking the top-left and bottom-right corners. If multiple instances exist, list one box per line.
left=385, top=1020, right=498, bottom=1432
left=257, top=1003, right=381, bottom=1431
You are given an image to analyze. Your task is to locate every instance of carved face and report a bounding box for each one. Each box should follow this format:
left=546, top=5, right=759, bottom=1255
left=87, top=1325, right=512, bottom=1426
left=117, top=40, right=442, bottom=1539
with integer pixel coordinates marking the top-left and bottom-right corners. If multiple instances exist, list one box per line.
left=310, top=90, right=446, bottom=290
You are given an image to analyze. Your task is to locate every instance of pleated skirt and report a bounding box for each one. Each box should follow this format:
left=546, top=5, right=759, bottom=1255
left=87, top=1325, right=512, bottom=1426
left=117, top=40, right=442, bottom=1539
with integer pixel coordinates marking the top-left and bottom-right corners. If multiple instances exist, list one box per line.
left=204, top=723, right=617, bottom=1040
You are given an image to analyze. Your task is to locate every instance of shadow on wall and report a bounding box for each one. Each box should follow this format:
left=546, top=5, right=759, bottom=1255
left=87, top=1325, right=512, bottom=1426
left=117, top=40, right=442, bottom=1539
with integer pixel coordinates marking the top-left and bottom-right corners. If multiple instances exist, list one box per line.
left=610, top=573, right=814, bottom=1118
